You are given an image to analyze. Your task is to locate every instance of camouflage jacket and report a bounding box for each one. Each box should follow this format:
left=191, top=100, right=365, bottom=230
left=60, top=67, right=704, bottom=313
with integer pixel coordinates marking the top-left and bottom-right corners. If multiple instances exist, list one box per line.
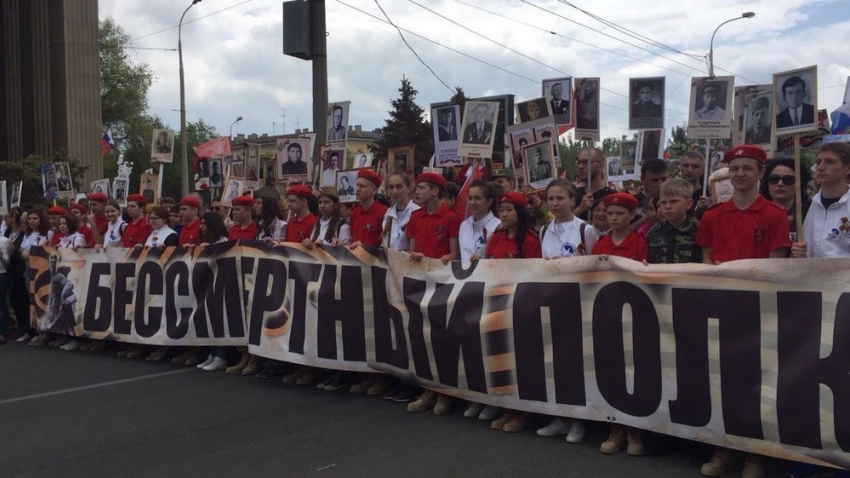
left=646, top=216, right=702, bottom=264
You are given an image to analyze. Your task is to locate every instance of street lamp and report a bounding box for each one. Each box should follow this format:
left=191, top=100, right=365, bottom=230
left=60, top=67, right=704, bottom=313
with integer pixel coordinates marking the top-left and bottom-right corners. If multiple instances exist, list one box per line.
left=178, top=0, right=202, bottom=197
left=229, top=116, right=243, bottom=139
left=709, top=12, right=755, bottom=78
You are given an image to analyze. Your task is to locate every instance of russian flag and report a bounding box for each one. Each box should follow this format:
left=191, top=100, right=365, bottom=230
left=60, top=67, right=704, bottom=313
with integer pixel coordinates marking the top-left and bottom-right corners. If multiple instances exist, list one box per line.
left=101, top=129, right=115, bottom=156
left=454, top=160, right=484, bottom=218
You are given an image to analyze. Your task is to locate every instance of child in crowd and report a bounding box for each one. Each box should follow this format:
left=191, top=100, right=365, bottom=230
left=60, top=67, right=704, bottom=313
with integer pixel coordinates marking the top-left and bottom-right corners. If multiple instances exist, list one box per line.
left=646, top=179, right=702, bottom=264
left=635, top=194, right=659, bottom=238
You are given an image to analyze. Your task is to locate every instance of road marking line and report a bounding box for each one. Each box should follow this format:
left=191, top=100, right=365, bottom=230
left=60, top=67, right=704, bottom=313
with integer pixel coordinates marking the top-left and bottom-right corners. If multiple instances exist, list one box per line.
left=317, top=464, right=337, bottom=472
left=0, top=368, right=195, bottom=405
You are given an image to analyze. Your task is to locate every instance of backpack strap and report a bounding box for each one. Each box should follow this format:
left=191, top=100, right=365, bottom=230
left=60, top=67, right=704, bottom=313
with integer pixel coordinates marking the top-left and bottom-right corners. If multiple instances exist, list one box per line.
left=580, top=222, right=587, bottom=248
left=540, top=223, right=549, bottom=242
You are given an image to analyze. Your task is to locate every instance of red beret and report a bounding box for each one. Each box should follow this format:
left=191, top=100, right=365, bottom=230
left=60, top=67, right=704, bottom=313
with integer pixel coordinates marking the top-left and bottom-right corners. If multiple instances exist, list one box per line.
left=179, top=196, right=201, bottom=209
left=287, top=185, right=313, bottom=198
left=603, top=192, right=638, bottom=211
left=126, top=194, right=147, bottom=205
left=498, top=191, right=529, bottom=209
left=417, top=172, right=447, bottom=189
left=724, top=145, right=767, bottom=165
left=48, top=206, right=68, bottom=216
left=88, top=192, right=108, bottom=203
left=231, top=195, right=256, bottom=207
left=357, top=169, right=382, bottom=188
left=69, top=204, right=88, bottom=214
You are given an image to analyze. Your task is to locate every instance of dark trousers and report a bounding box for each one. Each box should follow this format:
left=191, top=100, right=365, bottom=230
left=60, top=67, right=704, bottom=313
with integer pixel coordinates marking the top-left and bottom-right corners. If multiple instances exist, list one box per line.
left=0, top=272, right=9, bottom=335
left=8, top=275, right=32, bottom=336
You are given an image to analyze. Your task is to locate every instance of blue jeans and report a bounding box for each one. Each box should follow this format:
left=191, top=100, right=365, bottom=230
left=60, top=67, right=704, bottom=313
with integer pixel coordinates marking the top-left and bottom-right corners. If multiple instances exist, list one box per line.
left=0, top=272, right=9, bottom=335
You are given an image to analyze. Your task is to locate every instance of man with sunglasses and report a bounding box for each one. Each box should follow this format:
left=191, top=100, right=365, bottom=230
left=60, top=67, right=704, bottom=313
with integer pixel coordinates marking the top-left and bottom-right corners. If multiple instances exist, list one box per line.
left=573, top=148, right=615, bottom=220
left=792, top=142, right=850, bottom=258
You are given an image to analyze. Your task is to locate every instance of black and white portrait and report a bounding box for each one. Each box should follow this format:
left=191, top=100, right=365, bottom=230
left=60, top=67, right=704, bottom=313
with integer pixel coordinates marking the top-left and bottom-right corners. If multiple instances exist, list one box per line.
left=533, top=124, right=560, bottom=166
left=90, top=179, right=109, bottom=195
left=516, top=97, right=553, bottom=124
left=389, top=146, right=414, bottom=175
left=209, top=158, right=223, bottom=188
left=246, top=145, right=260, bottom=181
left=112, top=178, right=128, bottom=203
left=575, top=77, right=600, bottom=140
left=151, top=129, right=175, bottom=163
left=224, top=179, right=244, bottom=203
left=321, top=148, right=345, bottom=187
left=745, top=93, right=772, bottom=145
left=542, top=77, right=572, bottom=126
left=0, top=181, right=6, bottom=215
left=621, top=141, right=637, bottom=172
left=637, top=130, right=663, bottom=162
left=773, top=65, right=818, bottom=135
left=262, top=158, right=277, bottom=187
left=278, top=138, right=311, bottom=181
left=11, top=181, right=22, bottom=208
left=523, top=140, right=556, bottom=190
left=53, top=163, right=73, bottom=193
left=353, top=152, right=373, bottom=169
left=507, top=127, right=533, bottom=170
left=693, top=81, right=728, bottom=120
left=336, top=169, right=360, bottom=203
left=432, top=104, right=461, bottom=168
left=230, top=160, right=245, bottom=179
left=140, top=173, right=158, bottom=205
left=461, top=102, right=497, bottom=145
left=327, top=101, right=350, bottom=143
left=687, top=76, right=734, bottom=139
left=41, top=164, right=58, bottom=200
left=197, top=158, right=210, bottom=178
left=629, top=77, right=665, bottom=130
left=44, top=256, right=77, bottom=335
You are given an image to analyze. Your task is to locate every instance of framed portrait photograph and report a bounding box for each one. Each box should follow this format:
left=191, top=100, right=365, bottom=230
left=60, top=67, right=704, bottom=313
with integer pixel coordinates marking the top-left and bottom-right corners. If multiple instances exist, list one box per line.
left=151, top=128, right=175, bottom=163
left=112, top=178, right=128, bottom=205
left=516, top=97, right=553, bottom=124
left=261, top=157, right=277, bottom=187
left=41, top=163, right=58, bottom=200
left=230, top=160, right=245, bottom=179
left=196, top=158, right=210, bottom=179
left=574, top=77, right=600, bottom=141
left=687, top=76, right=734, bottom=139
left=139, top=173, right=158, bottom=206
left=335, top=168, right=364, bottom=204
left=245, top=144, right=260, bottom=182
left=351, top=152, right=374, bottom=169
left=388, top=146, right=415, bottom=176
left=53, top=162, right=74, bottom=198
left=278, top=138, right=311, bottom=183
left=209, top=157, right=224, bottom=189
left=327, top=101, right=351, bottom=144
left=542, top=77, right=573, bottom=128
left=432, top=104, right=461, bottom=167
left=222, top=179, right=245, bottom=205
left=636, top=129, right=664, bottom=162
left=321, top=148, right=346, bottom=187
left=507, top=125, right=534, bottom=170
left=11, top=181, right=22, bottom=208
left=629, top=77, right=665, bottom=130
left=607, top=156, right=638, bottom=182
left=90, top=179, right=109, bottom=196
left=744, top=91, right=773, bottom=148
left=0, top=181, right=6, bottom=215
left=734, top=84, right=771, bottom=146
left=621, top=140, right=638, bottom=174
left=773, top=65, right=818, bottom=136
left=522, top=140, right=556, bottom=191
left=458, top=100, right=499, bottom=159
left=533, top=123, right=560, bottom=166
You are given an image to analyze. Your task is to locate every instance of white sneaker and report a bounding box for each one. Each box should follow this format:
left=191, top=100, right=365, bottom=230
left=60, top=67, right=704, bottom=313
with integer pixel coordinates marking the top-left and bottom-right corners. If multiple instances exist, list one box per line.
left=537, top=417, right=571, bottom=436
left=16, top=334, right=31, bottom=343
left=197, top=355, right=215, bottom=369
left=464, top=402, right=485, bottom=418
left=61, top=339, right=82, bottom=351
left=566, top=420, right=587, bottom=443
left=203, top=357, right=228, bottom=371
left=478, top=405, right=501, bottom=421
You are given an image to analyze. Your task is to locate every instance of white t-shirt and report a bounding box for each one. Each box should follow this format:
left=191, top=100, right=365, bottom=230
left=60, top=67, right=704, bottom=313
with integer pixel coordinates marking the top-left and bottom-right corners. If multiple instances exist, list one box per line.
left=144, top=226, right=177, bottom=247
left=59, top=232, right=87, bottom=249
left=314, top=217, right=352, bottom=245
left=540, top=216, right=599, bottom=258
left=21, top=231, right=48, bottom=251
left=103, top=218, right=125, bottom=248
left=383, top=201, right=420, bottom=251
left=258, top=218, right=287, bottom=241
left=458, top=212, right=502, bottom=262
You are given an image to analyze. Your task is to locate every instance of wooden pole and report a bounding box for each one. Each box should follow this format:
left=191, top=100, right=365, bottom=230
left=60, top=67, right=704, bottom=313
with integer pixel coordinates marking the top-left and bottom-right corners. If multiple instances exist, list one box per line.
left=586, top=145, right=592, bottom=191
left=702, top=140, right=711, bottom=197
left=156, top=163, right=165, bottom=204
left=793, top=133, right=804, bottom=241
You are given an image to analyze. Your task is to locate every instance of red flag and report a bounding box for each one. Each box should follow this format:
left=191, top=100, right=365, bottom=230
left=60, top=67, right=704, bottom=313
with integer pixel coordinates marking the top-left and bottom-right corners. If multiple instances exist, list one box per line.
left=454, top=161, right=483, bottom=218
left=191, top=136, right=233, bottom=172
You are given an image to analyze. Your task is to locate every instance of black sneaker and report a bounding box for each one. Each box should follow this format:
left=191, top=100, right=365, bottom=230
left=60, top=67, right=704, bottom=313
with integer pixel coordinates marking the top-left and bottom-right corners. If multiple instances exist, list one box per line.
left=391, top=384, right=421, bottom=403
left=324, top=374, right=351, bottom=391
left=263, top=363, right=289, bottom=379
left=255, top=361, right=274, bottom=379
left=383, top=382, right=405, bottom=400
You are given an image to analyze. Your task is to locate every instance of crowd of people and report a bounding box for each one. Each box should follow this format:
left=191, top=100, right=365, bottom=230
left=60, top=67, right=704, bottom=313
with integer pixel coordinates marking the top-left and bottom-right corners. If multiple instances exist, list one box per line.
left=2, top=141, right=850, bottom=478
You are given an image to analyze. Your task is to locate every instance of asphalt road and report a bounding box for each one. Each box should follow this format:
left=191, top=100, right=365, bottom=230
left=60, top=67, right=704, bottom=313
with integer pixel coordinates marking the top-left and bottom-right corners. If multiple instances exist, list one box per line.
left=0, top=343, right=789, bottom=478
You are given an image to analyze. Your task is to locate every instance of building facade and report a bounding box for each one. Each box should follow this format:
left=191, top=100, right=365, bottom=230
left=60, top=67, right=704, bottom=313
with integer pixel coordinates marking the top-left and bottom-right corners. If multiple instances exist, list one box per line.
left=0, top=0, right=102, bottom=183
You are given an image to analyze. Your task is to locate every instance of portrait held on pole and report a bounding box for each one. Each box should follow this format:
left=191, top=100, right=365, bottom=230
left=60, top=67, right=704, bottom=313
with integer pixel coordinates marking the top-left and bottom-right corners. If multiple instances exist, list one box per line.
left=458, top=100, right=499, bottom=159
left=321, top=148, right=346, bottom=188
left=636, top=129, right=664, bottom=163
left=542, top=77, right=573, bottom=129
left=687, top=76, right=734, bottom=139
left=89, top=179, right=110, bottom=196
left=112, top=178, right=128, bottom=206
left=431, top=104, right=461, bottom=167
left=335, top=168, right=367, bottom=204
left=53, top=162, right=74, bottom=199
left=516, top=97, right=553, bottom=124
left=629, top=77, right=665, bottom=130
left=209, top=158, right=224, bottom=189
left=388, top=146, right=415, bottom=177
left=139, top=173, right=159, bottom=206
left=574, top=77, right=600, bottom=141
left=278, top=138, right=311, bottom=183
left=327, top=101, right=351, bottom=144
left=151, top=129, right=175, bottom=163
left=522, top=140, right=556, bottom=191
left=773, top=65, right=818, bottom=136
left=10, top=181, right=22, bottom=208
left=745, top=92, right=773, bottom=148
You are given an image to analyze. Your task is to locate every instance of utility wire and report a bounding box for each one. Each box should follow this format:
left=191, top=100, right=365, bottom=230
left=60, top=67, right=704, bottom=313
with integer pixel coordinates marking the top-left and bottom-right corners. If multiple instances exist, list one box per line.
left=374, top=0, right=454, bottom=94
left=129, top=0, right=256, bottom=43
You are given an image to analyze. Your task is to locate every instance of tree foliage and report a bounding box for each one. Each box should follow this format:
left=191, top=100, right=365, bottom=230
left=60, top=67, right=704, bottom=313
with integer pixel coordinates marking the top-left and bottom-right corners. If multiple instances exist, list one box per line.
left=372, top=77, right=434, bottom=173
left=0, top=150, right=88, bottom=207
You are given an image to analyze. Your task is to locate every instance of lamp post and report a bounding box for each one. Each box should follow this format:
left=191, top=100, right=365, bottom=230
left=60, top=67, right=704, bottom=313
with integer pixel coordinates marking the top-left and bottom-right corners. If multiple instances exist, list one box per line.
left=178, top=0, right=202, bottom=197
left=709, top=12, right=754, bottom=78
left=229, top=116, right=243, bottom=139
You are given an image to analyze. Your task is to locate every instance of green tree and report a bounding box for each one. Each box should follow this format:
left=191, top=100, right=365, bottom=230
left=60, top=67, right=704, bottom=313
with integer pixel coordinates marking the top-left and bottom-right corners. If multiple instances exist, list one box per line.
left=0, top=150, right=89, bottom=207
left=372, top=77, right=433, bottom=173
left=165, top=119, right=218, bottom=199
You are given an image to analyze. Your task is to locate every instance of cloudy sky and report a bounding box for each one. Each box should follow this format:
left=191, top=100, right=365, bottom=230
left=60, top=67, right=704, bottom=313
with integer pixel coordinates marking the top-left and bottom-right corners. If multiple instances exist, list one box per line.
left=101, top=0, right=850, bottom=142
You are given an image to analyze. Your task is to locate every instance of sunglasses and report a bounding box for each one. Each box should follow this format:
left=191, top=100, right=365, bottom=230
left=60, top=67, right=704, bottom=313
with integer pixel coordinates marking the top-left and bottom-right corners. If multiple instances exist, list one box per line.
left=768, top=174, right=795, bottom=186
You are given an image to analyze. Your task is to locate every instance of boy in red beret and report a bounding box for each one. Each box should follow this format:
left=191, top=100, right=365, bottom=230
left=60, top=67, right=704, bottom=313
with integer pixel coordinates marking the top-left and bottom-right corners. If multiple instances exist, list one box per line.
left=591, top=191, right=648, bottom=457
left=47, top=206, right=67, bottom=246
left=121, top=194, right=152, bottom=248
left=695, top=145, right=787, bottom=478
left=405, top=172, right=461, bottom=415
left=228, top=195, right=258, bottom=241
left=284, top=185, right=317, bottom=243
left=591, top=192, right=648, bottom=261
left=349, top=169, right=387, bottom=246
left=88, top=192, right=110, bottom=245
left=178, top=196, right=202, bottom=246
